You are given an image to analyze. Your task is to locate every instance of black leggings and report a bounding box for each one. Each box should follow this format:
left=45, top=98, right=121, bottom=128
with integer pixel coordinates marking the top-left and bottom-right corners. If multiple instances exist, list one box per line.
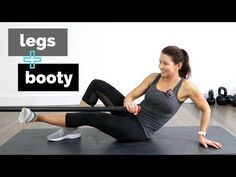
left=65, top=79, right=148, bottom=142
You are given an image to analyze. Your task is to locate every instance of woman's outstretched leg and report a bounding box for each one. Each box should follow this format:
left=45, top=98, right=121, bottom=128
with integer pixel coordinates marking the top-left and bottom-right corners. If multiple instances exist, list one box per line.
left=18, top=108, right=82, bottom=141
left=18, top=108, right=147, bottom=142
left=37, top=100, right=91, bottom=126
left=18, top=108, right=66, bottom=126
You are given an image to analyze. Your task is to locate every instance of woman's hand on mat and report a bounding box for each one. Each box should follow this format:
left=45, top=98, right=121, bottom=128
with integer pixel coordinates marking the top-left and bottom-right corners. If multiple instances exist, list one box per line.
left=198, top=136, right=223, bottom=149
left=124, top=102, right=141, bottom=115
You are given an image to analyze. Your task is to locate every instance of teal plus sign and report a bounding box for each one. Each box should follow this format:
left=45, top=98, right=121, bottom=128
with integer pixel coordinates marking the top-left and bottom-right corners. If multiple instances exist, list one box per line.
left=23, top=50, right=42, bottom=69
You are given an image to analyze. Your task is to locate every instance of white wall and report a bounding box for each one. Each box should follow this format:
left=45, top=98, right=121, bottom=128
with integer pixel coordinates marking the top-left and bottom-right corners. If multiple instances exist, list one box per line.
left=0, top=22, right=236, bottom=106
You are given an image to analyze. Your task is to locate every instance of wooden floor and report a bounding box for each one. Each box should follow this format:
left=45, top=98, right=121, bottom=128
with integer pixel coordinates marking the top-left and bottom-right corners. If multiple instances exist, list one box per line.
left=0, top=103, right=235, bottom=146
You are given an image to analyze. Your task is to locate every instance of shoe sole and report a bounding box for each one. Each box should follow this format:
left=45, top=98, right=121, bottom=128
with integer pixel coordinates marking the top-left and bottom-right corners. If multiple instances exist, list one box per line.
left=47, top=133, right=81, bottom=142
left=18, top=108, right=27, bottom=123
left=18, top=108, right=36, bottom=123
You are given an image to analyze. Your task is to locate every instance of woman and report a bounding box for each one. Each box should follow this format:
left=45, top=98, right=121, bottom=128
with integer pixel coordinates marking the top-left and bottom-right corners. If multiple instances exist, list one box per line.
left=18, top=46, right=222, bottom=149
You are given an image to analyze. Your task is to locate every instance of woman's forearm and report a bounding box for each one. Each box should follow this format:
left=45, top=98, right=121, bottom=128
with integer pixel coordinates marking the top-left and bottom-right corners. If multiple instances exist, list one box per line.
left=199, top=108, right=211, bottom=132
left=123, top=93, right=134, bottom=105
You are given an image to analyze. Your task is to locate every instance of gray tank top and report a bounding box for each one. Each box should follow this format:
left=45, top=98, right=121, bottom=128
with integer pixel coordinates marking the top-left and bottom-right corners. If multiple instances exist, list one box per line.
left=136, top=74, right=184, bottom=139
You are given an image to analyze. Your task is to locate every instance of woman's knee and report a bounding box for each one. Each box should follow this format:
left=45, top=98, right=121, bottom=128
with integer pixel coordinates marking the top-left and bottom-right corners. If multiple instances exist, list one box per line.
left=90, top=79, right=105, bottom=86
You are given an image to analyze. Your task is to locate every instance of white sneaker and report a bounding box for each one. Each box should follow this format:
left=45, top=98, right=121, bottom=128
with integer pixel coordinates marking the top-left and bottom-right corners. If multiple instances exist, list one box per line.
left=18, top=108, right=37, bottom=123
left=47, top=128, right=81, bottom=142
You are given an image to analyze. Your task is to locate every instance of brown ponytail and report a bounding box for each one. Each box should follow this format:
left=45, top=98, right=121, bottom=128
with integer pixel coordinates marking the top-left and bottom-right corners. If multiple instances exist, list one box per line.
left=161, top=46, right=191, bottom=79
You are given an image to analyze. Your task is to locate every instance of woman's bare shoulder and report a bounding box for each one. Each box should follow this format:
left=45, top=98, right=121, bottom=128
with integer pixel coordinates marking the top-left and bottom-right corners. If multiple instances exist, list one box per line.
left=181, top=79, right=199, bottom=96
left=142, top=73, right=159, bottom=86
left=182, top=79, right=197, bottom=89
left=147, top=72, right=159, bottom=79
left=145, top=72, right=159, bottom=82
